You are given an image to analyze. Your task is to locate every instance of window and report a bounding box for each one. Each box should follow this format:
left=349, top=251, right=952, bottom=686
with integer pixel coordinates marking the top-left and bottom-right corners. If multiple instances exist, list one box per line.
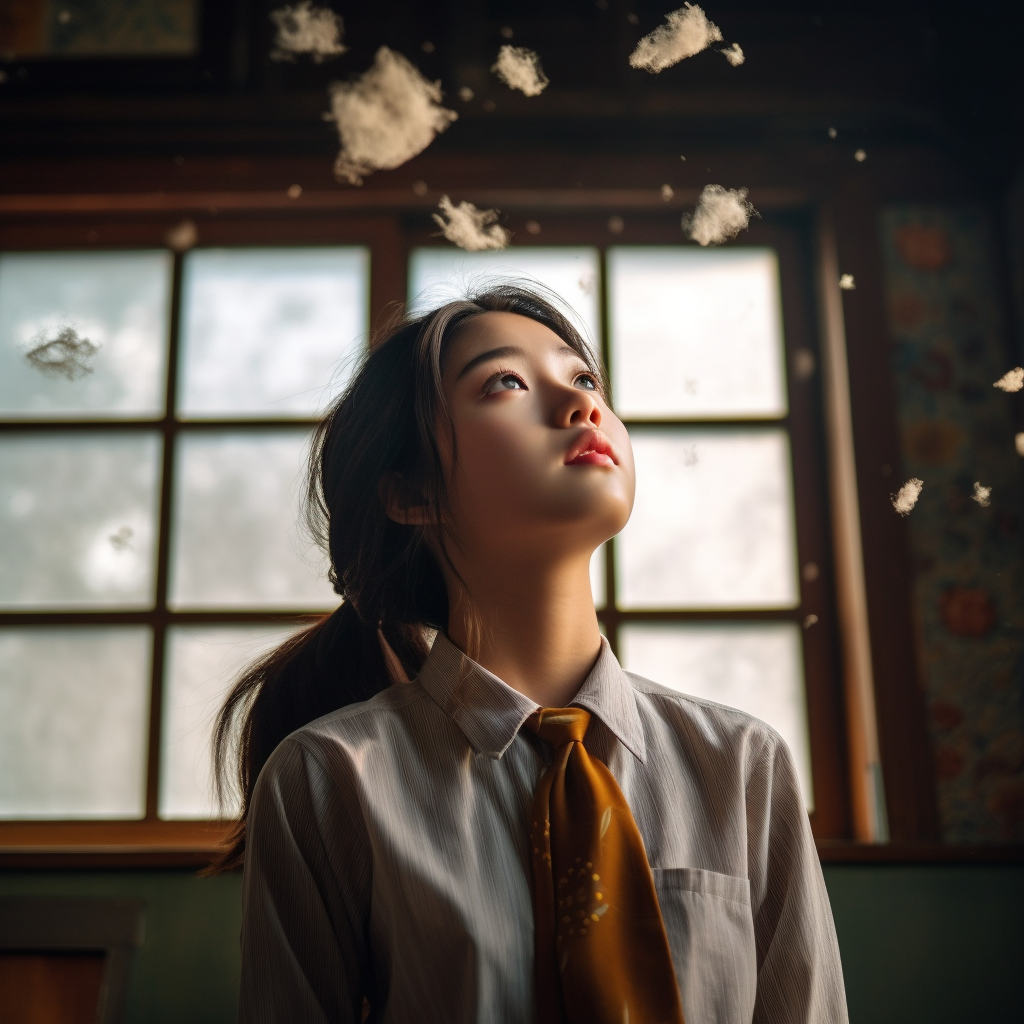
left=1, top=208, right=849, bottom=855
left=0, top=244, right=368, bottom=841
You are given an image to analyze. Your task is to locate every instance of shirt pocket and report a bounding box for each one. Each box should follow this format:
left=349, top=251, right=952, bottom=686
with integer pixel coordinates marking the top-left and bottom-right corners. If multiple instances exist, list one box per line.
left=651, top=867, right=757, bottom=1024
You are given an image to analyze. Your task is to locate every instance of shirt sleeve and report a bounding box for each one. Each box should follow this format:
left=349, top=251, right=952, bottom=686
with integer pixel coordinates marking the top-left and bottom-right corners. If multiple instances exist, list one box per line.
left=745, top=729, right=850, bottom=1024
left=238, top=736, right=372, bottom=1024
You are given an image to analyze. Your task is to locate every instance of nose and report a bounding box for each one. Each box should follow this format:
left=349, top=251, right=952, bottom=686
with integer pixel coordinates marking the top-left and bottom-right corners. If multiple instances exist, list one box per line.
left=554, top=385, right=602, bottom=429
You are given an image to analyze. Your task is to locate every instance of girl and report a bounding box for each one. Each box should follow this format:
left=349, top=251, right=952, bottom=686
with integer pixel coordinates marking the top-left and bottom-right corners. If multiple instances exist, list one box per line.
left=214, top=285, right=848, bottom=1024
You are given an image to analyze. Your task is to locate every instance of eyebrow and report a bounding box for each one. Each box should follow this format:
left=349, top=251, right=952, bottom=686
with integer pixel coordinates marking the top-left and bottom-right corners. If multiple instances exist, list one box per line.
left=455, top=344, right=583, bottom=381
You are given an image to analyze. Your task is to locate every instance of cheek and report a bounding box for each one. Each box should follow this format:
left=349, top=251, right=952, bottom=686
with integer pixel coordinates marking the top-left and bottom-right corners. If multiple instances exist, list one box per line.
left=452, top=414, right=540, bottom=507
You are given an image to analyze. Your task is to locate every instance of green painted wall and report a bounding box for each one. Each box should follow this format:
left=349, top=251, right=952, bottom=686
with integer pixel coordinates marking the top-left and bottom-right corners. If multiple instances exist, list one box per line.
left=1, top=865, right=1021, bottom=1023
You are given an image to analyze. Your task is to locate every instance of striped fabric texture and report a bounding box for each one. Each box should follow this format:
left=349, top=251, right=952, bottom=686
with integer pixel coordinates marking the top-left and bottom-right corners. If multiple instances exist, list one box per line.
left=239, top=632, right=849, bottom=1024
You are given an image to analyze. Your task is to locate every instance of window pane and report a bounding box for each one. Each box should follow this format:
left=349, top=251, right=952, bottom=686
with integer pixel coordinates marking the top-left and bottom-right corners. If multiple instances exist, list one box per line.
left=0, top=432, right=162, bottom=609
left=607, top=247, right=787, bottom=419
left=618, top=428, right=799, bottom=608
left=178, top=247, right=369, bottom=418
left=168, top=431, right=335, bottom=609
left=408, top=247, right=601, bottom=350
left=0, top=251, right=171, bottom=419
left=0, top=627, right=151, bottom=818
left=160, top=624, right=300, bottom=819
left=619, top=621, right=813, bottom=808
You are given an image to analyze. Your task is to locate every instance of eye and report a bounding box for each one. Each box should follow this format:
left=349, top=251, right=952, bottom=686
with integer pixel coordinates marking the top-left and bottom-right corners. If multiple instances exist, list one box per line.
left=483, top=370, right=527, bottom=396
left=573, top=372, right=600, bottom=392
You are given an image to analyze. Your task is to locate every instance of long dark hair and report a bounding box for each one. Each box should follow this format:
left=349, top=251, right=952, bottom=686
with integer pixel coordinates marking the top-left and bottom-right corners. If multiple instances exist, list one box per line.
left=208, top=283, right=605, bottom=871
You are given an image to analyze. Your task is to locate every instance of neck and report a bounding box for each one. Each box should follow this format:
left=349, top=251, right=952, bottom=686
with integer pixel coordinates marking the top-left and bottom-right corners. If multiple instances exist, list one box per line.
left=444, top=546, right=602, bottom=708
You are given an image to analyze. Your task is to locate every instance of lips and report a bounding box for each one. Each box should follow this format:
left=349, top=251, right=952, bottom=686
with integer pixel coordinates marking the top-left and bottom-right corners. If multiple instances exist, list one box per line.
left=564, top=429, right=617, bottom=468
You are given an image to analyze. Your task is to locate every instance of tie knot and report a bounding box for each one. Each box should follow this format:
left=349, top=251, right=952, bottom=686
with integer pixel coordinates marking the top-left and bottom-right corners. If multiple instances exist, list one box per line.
left=526, top=707, right=590, bottom=747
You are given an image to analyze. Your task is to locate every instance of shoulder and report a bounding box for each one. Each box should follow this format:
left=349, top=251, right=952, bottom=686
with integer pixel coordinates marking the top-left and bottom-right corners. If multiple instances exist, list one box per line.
left=625, top=670, right=783, bottom=763
left=258, top=682, right=434, bottom=786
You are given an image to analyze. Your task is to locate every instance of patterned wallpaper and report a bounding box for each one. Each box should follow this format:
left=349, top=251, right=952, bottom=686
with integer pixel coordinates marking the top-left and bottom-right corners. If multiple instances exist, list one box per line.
left=879, top=207, right=1024, bottom=842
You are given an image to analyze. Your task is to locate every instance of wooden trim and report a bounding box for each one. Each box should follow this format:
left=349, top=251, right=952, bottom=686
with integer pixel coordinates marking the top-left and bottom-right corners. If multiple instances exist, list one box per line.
left=833, top=181, right=940, bottom=842
left=816, top=205, right=887, bottom=842
left=771, top=213, right=853, bottom=842
left=0, top=821, right=231, bottom=848
left=0, top=187, right=811, bottom=218
left=1, top=840, right=1019, bottom=870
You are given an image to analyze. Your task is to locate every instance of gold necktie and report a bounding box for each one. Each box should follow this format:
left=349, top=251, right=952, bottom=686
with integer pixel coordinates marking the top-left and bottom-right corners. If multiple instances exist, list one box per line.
left=526, top=707, right=686, bottom=1024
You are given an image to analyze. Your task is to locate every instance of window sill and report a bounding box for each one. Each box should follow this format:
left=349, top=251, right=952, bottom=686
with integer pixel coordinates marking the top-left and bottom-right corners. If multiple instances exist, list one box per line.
left=0, top=821, right=232, bottom=868
left=0, top=828, right=1021, bottom=869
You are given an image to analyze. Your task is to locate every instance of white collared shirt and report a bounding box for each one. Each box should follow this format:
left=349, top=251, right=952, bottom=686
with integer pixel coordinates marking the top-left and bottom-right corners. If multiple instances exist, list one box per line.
left=239, top=632, right=849, bottom=1024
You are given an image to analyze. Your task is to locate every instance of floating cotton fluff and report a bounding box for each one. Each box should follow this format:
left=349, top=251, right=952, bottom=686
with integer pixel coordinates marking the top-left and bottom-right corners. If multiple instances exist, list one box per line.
left=972, top=481, right=992, bottom=507
left=993, top=366, right=1024, bottom=392
left=433, top=196, right=510, bottom=251
left=270, top=2, right=346, bottom=62
left=629, top=4, right=722, bottom=72
left=682, top=184, right=757, bottom=246
left=327, top=47, right=458, bottom=185
left=891, top=477, right=923, bottom=516
left=491, top=45, right=549, bottom=96
left=720, top=42, right=744, bottom=65
left=839, top=274, right=856, bottom=290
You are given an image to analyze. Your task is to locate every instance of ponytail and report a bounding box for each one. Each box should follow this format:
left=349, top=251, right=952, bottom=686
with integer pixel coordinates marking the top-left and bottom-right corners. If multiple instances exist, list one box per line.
left=208, top=284, right=605, bottom=872
left=208, top=601, right=432, bottom=871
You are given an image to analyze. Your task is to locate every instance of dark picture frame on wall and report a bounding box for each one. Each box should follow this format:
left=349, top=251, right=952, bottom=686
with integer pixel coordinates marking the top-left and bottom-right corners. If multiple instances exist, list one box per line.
left=0, top=1, right=238, bottom=90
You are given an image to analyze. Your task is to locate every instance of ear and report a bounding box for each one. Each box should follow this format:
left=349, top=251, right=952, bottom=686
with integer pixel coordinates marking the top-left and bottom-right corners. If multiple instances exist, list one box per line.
left=380, top=472, right=433, bottom=526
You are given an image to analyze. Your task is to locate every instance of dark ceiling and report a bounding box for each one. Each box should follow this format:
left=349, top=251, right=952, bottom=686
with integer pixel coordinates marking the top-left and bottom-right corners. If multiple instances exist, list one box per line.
left=0, top=1, right=1021, bottom=185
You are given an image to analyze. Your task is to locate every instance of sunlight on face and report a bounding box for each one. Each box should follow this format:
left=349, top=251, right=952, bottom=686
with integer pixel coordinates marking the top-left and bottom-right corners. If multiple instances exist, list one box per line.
left=441, top=312, right=635, bottom=560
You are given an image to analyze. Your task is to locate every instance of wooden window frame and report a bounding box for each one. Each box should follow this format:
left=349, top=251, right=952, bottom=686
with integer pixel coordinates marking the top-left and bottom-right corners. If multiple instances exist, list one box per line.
left=1, top=181, right=1018, bottom=867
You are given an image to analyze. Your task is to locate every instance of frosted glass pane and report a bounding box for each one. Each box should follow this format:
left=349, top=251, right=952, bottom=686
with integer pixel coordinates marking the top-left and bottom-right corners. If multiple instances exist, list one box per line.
left=160, top=624, right=300, bottom=819
left=0, top=627, right=151, bottom=818
left=168, top=431, right=336, bottom=609
left=620, top=622, right=813, bottom=808
left=608, top=248, right=787, bottom=418
left=0, top=433, right=161, bottom=609
left=0, top=251, right=171, bottom=418
left=408, top=247, right=601, bottom=350
left=618, top=428, right=799, bottom=608
left=178, top=247, right=369, bottom=418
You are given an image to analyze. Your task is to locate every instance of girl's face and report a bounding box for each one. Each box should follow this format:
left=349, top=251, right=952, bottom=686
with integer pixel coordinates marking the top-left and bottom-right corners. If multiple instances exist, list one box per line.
left=439, top=311, right=635, bottom=561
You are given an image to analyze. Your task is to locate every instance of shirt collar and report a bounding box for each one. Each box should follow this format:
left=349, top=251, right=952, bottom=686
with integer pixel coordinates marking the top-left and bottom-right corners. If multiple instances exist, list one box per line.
left=417, top=631, right=646, bottom=764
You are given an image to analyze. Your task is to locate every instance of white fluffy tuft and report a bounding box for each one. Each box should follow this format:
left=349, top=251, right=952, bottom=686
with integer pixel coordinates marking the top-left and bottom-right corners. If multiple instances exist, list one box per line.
left=892, top=478, right=924, bottom=516
left=326, top=47, right=458, bottom=185
left=720, top=42, right=744, bottom=65
left=491, top=45, right=549, bottom=96
left=270, top=2, right=346, bottom=63
left=432, top=196, right=510, bottom=251
left=839, top=274, right=856, bottom=290
left=682, top=184, right=757, bottom=246
left=629, top=4, right=723, bottom=73
left=993, top=366, right=1024, bottom=392
left=972, top=481, right=992, bottom=507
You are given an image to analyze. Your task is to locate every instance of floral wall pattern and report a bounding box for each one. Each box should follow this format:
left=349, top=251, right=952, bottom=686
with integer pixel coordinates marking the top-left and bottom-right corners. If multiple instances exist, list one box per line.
left=879, top=206, right=1024, bottom=842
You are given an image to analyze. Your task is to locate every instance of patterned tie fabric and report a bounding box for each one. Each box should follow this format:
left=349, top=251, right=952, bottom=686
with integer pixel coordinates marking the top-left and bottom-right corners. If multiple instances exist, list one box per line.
left=525, top=707, right=686, bottom=1024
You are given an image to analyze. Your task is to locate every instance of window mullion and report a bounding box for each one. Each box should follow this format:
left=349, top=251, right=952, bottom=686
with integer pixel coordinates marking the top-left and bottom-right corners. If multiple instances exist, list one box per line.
left=144, top=250, right=184, bottom=822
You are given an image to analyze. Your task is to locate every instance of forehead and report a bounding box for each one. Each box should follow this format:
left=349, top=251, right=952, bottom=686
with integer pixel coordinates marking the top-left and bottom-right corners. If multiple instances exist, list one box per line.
left=447, top=311, right=575, bottom=365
